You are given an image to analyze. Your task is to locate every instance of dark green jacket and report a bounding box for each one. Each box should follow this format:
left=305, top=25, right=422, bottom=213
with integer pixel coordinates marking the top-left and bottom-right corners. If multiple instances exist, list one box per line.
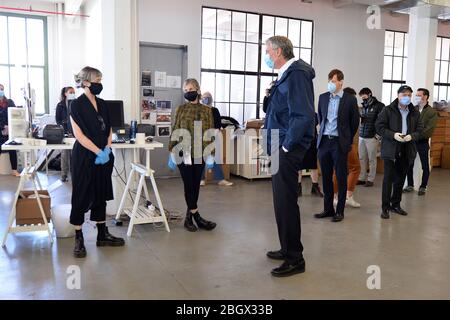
left=169, top=102, right=214, bottom=155
left=418, top=104, right=438, bottom=141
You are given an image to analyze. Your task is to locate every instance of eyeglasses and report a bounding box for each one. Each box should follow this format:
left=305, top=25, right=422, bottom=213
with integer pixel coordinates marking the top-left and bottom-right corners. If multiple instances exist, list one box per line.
left=97, top=115, right=106, bottom=131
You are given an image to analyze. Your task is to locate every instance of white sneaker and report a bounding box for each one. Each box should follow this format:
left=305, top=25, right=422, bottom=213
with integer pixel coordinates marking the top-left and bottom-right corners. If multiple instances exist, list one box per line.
left=346, top=196, right=361, bottom=208
left=200, top=180, right=206, bottom=186
left=218, top=179, right=233, bottom=186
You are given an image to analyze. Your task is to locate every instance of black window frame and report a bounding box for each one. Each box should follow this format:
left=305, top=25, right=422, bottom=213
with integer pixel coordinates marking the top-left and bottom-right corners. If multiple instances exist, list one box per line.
left=434, top=36, right=450, bottom=102
left=382, top=30, right=408, bottom=105
left=0, top=12, right=49, bottom=115
left=200, top=6, right=314, bottom=124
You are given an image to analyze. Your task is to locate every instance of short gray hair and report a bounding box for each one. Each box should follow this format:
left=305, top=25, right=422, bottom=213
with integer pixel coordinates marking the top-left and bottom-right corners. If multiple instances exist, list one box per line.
left=266, top=36, right=295, bottom=60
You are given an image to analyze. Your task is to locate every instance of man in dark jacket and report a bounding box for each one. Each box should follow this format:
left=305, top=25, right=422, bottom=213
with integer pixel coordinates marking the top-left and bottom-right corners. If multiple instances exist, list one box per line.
left=375, top=85, right=423, bottom=219
left=403, top=88, right=437, bottom=196
left=264, top=36, right=315, bottom=277
left=357, top=87, right=385, bottom=187
left=314, top=69, right=360, bottom=223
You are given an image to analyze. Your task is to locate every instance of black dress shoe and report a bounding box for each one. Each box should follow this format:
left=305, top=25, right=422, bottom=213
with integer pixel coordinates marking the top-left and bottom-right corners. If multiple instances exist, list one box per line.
left=184, top=211, right=198, bottom=232
left=97, top=227, right=125, bottom=247
left=314, top=211, right=334, bottom=219
left=356, top=180, right=366, bottom=186
left=271, top=260, right=306, bottom=277
left=332, top=213, right=344, bottom=222
left=381, top=209, right=390, bottom=219
left=74, top=234, right=87, bottom=258
left=390, top=206, right=408, bottom=216
left=61, top=175, right=68, bottom=182
left=192, top=212, right=216, bottom=231
left=365, top=181, right=374, bottom=187
left=266, top=250, right=285, bottom=260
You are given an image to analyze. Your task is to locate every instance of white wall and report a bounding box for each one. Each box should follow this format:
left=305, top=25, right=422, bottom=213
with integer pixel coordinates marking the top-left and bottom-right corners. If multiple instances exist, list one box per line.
left=138, top=0, right=450, bottom=109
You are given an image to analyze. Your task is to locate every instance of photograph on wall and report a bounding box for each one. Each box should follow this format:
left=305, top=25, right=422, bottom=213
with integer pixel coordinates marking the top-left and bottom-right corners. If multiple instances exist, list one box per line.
left=142, top=87, right=154, bottom=97
left=156, top=113, right=171, bottom=123
left=141, top=99, right=156, bottom=112
left=157, top=125, right=171, bottom=137
left=141, top=71, right=152, bottom=86
left=156, top=100, right=172, bottom=111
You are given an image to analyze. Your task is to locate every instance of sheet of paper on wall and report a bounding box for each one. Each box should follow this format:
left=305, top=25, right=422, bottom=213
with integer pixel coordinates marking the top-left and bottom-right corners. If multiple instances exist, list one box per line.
left=149, top=112, right=157, bottom=125
left=155, top=71, right=167, bottom=88
left=167, top=75, right=182, bottom=88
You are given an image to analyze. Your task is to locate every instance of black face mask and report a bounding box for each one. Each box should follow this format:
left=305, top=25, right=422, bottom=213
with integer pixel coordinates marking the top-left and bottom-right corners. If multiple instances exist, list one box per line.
left=184, top=91, right=198, bottom=102
left=88, top=82, right=103, bottom=95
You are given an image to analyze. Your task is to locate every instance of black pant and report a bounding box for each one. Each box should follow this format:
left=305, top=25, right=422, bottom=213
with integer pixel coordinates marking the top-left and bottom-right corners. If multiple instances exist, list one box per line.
left=382, top=150, right=409, bottom=210
left=318, top=137, right=348, bottom=216
left=407, top=140, right=430, bottom=188
left=178, top=162, right=205, bottom=211
left=70, top=200, right=106, bottom=226
left=272, top=147, right=306, bottom=263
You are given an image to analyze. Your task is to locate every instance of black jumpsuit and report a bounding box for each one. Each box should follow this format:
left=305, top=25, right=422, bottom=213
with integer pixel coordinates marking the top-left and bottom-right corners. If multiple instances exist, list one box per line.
left=69, top=94, right=114, bottom=226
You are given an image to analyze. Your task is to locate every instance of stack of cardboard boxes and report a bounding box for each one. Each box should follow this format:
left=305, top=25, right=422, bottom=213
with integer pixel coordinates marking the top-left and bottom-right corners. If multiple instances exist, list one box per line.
left=431, top=111, right=450, bottom=168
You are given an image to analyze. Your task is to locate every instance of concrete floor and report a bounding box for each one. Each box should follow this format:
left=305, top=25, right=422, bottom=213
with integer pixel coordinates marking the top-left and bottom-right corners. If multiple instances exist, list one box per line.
left=0, top=169, right=450, bottom=300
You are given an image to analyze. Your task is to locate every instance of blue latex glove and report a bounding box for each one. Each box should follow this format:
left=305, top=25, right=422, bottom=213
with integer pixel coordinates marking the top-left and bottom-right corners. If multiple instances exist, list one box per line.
left=167, top=153, right=177, bottom=171
left=104, top=146, right=112, bottom=155
left=205, top=155, right=215, bottom=169
left=95, top=149, right=110, bottom=165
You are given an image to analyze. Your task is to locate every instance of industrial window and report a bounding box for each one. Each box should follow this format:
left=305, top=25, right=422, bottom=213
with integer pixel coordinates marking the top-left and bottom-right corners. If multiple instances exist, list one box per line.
left=0, top=13, right=49, bottom=115
left=201, top=7, right=314, bottom=124
left=382, top=30, right=408, bottom=106
left=434, top=36, right=450, bottom=102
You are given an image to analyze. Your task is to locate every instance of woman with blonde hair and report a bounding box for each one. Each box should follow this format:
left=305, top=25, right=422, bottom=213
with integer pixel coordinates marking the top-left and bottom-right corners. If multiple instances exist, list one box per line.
left=69, top=66, right=124, bottom=258
left=168, top=79, right=217, bottom=232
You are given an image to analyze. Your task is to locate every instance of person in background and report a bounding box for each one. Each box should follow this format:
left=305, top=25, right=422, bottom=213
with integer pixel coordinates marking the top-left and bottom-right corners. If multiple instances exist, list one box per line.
left=56, top=86, right=76, bottom=182
left=70, top=66, right=125, bottom=258
left=332, top=87, right=361, bottom=208
left=199, top=91, right=233, bottom=187
left=357, top=87, right=385, bottom=187
left=264, top=36, right=316, bottom=277
left=403, top=88, right=437, bottom=196
left=315, top=70, right=360, bottom=223
left=375, top=85, right=423, bottom=219
left=168, top=79, right=217, bottom=232
left=0, top=84, right=20, bottom=177
left=298, top=112, right=323, bottom=197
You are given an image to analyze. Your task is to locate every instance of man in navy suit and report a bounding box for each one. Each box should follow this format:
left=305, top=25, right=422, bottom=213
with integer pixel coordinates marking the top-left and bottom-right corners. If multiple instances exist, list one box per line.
left=264, top=36, right=315, bottom=277
left=315, top=69, right=359, bottom=222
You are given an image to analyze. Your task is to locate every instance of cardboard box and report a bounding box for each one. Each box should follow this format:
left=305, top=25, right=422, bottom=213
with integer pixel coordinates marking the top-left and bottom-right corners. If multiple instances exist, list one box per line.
left=16, top=190, right=51, bottom=225
left=438, top=111, right=450, bottom=118
left=431, top=143, right=444, bottom=152
left=434, top=127, right=446, bottom=136
left=432, top=157, right=441, bottom=167
left=442, top=146, right=450, bottom=169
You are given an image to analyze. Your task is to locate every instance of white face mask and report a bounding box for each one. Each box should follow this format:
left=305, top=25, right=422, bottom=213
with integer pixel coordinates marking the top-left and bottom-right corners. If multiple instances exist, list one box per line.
left=414, top=96, right=422, bottom=106
left=67, top=93, right=76, bottom=100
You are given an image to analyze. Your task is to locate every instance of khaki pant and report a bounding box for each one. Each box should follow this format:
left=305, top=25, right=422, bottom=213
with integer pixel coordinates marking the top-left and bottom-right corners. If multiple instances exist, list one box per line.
left=358, top=137, right=379, bottom=183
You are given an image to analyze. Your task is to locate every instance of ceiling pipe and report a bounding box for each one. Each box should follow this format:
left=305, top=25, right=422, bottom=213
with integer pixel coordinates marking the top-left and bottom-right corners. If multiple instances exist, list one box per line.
left=0, top=5, right=89, bottom=17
